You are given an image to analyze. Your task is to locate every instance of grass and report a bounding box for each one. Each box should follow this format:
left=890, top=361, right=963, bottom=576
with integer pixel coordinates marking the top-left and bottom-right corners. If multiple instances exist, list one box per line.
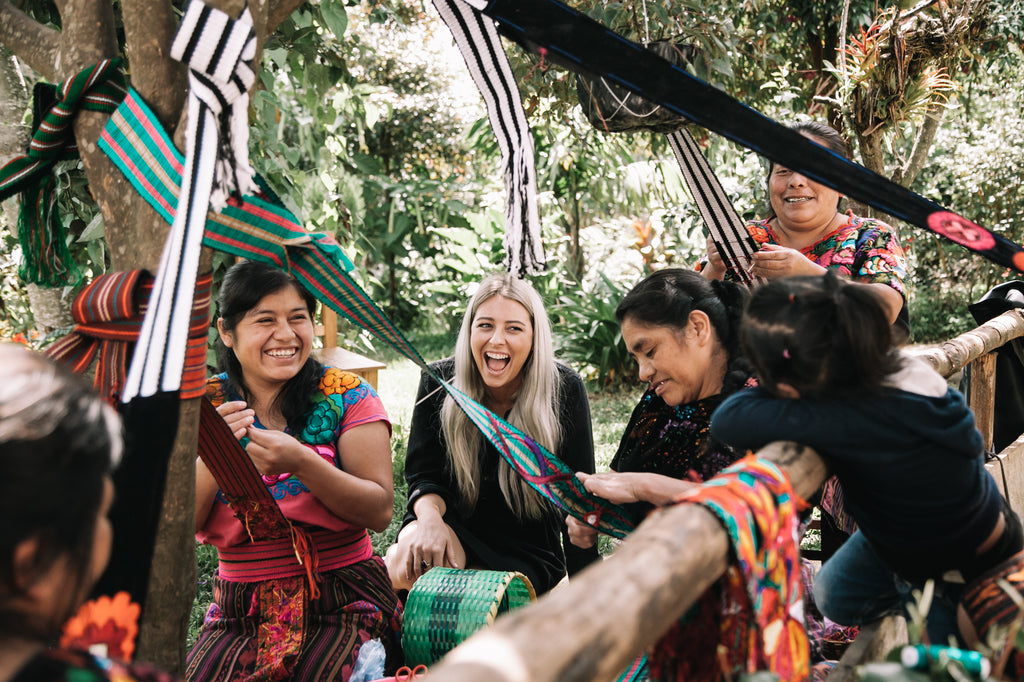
left=188, top=357, right=641, bottom=645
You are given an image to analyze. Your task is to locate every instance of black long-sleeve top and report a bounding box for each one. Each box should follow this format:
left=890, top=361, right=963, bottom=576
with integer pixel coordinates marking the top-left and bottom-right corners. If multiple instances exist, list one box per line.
left=401, top=358, right=600, bottom=593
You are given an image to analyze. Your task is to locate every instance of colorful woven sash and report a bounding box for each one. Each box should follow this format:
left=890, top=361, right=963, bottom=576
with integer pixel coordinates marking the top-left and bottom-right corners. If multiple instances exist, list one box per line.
left=651, top=455, right=810, bottom=680
left=432, top=0, right=545, bottom=276
left=198, top=397, right=324, bottom=596
left=99, top=86, right=636, bottom=540
left=0, top=59, right=126, bottom=286
left=44, top=270, right=211, bottom=402
left=475, top=0, right=1024, bottom=275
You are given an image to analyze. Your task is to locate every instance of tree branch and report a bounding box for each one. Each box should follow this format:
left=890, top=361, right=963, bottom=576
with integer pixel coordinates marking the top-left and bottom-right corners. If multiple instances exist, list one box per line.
left=268, top=0, right=306, bottom=33
left=58, top=0, right=118, bottom=64
left=122, top=0, right=187, bottom=130
left=0, top=2, right=60, bottom=80
left=895, top=102, right=945, bottom=188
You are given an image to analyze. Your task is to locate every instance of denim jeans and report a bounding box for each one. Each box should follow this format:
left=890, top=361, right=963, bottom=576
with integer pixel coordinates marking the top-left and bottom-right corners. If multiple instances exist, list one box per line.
left=812, top=530, right=964, bottom=646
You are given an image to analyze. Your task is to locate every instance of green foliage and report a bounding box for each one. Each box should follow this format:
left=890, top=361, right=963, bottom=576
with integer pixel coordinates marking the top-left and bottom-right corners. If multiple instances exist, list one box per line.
left=187, top=542, right=218, bottom=649
left=0, top=231, right=33, bottom=339
left=553, top=272, right=634, bottom=387
left=907, top=51, right=1024, bottom=340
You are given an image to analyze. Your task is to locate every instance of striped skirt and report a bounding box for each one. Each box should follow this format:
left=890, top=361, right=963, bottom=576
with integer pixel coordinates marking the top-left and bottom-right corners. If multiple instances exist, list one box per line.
left=186, top=557, right=402, bottom=682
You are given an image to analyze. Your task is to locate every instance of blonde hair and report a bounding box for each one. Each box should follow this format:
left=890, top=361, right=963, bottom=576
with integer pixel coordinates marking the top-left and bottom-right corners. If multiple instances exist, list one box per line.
left=440, top=274, right=561, bottom=520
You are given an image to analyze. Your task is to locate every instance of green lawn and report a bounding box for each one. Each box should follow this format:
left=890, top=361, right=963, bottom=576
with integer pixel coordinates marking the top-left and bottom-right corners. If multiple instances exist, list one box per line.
left=189, top=357, right=640, bottom=646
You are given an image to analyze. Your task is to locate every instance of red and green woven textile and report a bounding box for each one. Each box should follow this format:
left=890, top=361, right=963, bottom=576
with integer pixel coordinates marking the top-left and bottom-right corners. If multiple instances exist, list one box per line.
left=0, top=60, right=127, bottom=286
left=44, top=270, right=211, bottom=403
left=98, top=87, right=637, bottom=540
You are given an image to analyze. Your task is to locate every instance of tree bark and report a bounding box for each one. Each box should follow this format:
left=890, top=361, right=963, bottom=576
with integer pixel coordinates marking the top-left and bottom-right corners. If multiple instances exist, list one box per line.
left=894, top=102, right=944, bottom=189
left=0, top=0, right=279, bottom=672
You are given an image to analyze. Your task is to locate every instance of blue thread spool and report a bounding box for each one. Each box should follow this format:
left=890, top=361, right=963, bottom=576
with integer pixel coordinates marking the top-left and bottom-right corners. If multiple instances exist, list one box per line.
left=900, top=644, right=990, bottom=678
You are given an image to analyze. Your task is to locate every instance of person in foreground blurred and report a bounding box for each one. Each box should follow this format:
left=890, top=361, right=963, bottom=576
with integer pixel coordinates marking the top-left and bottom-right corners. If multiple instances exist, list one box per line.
left=0, top=344, right=173, bottom=681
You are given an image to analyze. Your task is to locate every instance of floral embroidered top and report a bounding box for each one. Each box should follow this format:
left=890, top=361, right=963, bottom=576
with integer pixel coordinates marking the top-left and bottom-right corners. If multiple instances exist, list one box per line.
left=745, top=212, right=908, bottom=297
left=197, top=367, right=390, bottom=580
left=746, top=212, right=910, bottom=338
left=610, top=389, right=744, bottom=524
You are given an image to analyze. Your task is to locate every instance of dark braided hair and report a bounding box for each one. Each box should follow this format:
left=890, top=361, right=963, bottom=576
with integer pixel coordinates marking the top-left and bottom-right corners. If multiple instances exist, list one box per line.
left=216, top=260, right=323, bottom=433
left=615, top=268, right=751, bottom=396
left=740, top=271, right=901, bottom=398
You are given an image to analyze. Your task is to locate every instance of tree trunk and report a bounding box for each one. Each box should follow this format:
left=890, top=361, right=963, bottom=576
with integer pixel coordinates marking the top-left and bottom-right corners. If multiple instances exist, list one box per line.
left=0, top=0, right=280, bottom=673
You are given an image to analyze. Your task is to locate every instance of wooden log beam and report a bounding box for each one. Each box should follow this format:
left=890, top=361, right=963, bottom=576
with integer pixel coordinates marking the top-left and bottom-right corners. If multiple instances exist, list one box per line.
left=969, top=353, right=997, bottom=453
left=910, top=309, right=1024, bottom=379
left=424, top=441, right=828, bottom=682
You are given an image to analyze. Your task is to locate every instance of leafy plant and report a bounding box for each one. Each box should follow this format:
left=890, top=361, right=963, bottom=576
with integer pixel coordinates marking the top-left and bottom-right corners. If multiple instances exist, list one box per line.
left=553, top=272, right=635, bottom=387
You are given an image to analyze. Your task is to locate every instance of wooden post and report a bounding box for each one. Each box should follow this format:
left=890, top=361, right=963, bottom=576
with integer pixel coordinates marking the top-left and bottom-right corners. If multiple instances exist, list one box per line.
left=424, top=442, right=828, bottom=682
left=323, top=306, right=339, bottom=348
left=968, top=353, right=998, bottom=453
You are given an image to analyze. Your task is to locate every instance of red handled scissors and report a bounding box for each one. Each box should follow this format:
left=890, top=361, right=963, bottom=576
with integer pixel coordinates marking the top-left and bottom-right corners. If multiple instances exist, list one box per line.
left=395, top=665, right=428, bottom=680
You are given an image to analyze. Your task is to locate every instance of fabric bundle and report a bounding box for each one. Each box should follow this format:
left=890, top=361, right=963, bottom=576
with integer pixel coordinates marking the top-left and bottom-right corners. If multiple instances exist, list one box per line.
left=0, top=60, right=126, bottom=287
left=123, top=0, right=256, bottom=403
left=650, top=455, right=810, bottom=681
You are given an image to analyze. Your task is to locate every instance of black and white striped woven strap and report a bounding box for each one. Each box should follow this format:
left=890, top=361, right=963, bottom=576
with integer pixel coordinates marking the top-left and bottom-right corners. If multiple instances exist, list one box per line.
left=122, top=0, right=257, bottom=401
left=432, top=0, right=545, bottom=276
left=667, top=128, right=760, bottom=287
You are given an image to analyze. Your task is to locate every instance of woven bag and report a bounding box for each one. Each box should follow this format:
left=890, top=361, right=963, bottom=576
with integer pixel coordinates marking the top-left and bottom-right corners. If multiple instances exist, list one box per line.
left=576, top=41, right=697, bottom=133
left=401, top=567, right=536, bottom=666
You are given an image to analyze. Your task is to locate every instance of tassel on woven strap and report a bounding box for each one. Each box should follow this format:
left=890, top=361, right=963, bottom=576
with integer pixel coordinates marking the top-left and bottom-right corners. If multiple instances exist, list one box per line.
left=0, top=61, right=126, bottom=286
left=432, top=0, right=545, bottom=276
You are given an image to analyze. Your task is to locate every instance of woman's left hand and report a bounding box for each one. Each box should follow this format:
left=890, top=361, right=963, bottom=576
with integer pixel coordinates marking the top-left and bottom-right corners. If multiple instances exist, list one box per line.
left=244, top=427, right=311, bottom=477
left=750, top=244, right=827, bottom=280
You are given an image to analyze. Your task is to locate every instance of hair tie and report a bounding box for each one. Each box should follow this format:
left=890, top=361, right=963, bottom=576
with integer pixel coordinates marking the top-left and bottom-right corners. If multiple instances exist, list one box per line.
left=783, top=349, right=791, bottom=359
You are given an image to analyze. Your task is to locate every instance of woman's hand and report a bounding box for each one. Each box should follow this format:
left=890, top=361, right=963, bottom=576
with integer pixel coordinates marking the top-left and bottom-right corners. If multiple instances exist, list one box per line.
left=244, top=427, right=310, bottom=477
left=580, top=471, right=699, bottom=507
left=216, top=401, right=255, bottom=440
left=404, top=513, right=460, bottom=578
left=750, top=244, right=827, bottom=280
left=701, top=236, right=728, bottom=280
left=577, top=471, right=645, bottom=504
left=565, top=514, right=598, bottom=549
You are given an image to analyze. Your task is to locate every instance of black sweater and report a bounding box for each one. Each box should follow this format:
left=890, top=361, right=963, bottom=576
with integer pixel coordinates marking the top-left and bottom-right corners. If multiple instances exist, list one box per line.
left=401, top=358, right=600, bottom=593
left=711, top=362, right=1002, bottom=579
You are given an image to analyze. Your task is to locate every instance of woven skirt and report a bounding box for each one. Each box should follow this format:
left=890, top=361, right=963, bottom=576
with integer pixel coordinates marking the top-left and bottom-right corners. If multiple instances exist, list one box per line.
left=186, top=556, right=402, bottom=682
